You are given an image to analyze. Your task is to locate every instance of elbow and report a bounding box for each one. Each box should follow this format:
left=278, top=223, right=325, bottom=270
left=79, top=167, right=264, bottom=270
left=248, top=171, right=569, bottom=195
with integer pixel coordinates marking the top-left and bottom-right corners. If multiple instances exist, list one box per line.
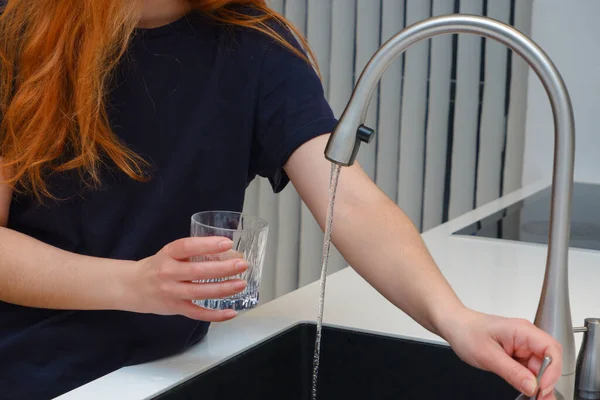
left=336, top=175, right=393, bottom=218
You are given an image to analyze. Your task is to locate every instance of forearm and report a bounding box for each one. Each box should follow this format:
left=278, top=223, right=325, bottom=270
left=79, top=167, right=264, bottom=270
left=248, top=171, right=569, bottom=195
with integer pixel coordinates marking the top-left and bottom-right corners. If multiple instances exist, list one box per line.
left=285, top=135, right=467, bottom=339
left=0, top=227, right=133, bottom=311
left=330, top=190, right=465, bottom=338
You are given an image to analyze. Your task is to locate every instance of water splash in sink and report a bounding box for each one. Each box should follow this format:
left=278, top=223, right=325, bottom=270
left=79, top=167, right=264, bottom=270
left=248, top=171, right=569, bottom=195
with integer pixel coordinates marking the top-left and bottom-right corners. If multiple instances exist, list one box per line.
left=312, top=163, right=342, bottom=400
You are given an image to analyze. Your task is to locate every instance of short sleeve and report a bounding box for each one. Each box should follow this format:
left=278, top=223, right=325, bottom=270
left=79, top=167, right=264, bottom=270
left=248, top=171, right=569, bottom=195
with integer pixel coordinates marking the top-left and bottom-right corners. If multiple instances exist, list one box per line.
left=251, top=25, right=338, bottom=193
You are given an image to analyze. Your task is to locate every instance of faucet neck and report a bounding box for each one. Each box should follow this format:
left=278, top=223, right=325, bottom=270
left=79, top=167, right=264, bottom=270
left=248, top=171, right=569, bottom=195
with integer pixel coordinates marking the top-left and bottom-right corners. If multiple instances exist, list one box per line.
left=324, top=13, right=576, bottom=395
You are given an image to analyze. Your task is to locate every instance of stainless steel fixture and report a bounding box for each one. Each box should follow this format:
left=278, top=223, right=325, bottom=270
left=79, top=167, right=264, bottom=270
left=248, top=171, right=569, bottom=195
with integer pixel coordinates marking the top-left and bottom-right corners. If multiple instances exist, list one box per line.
left=576, top=319, right=600, bottom=399
left=324, top=14, right=585, bottom=399
left=532, top=356, right=553, bottom=400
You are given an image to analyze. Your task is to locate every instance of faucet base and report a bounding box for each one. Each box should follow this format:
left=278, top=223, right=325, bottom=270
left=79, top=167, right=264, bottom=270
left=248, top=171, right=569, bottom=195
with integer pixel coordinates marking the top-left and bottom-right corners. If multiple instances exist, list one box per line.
left=555, top=372, right=575, bottom=400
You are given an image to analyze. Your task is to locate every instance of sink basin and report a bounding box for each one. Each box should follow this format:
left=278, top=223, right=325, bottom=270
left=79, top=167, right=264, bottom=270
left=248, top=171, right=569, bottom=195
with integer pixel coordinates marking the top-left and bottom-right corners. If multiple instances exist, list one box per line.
left=153, top=322, right=518, bottom=399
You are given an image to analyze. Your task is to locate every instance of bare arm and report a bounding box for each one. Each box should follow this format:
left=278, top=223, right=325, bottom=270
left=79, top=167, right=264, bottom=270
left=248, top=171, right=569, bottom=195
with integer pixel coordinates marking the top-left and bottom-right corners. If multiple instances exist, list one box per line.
left=0, top=161, right=244, bottom=321
left=285, top=135, right=565, bottom=397
left=285, top=135, right=467, bottom=338
left=0, top=164, right=137, bottom=310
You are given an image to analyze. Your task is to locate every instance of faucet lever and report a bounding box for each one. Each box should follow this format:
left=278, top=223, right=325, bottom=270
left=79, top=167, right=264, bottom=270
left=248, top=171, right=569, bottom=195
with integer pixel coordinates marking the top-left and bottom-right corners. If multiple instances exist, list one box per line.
left=515, top=356, right=552, bottom=400
left=532, top=356, right=553, bottom=400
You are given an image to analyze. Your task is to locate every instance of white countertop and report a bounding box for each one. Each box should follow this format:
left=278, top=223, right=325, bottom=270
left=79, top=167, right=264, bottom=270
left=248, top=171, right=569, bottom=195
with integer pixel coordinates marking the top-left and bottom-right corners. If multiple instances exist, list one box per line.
left=56, top=178, right=600, bottom=400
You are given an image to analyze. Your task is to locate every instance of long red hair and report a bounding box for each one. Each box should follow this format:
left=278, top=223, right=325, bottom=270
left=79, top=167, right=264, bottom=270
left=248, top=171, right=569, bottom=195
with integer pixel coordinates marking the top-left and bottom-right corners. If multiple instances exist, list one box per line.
left=0, top=0, right=316, bottom=200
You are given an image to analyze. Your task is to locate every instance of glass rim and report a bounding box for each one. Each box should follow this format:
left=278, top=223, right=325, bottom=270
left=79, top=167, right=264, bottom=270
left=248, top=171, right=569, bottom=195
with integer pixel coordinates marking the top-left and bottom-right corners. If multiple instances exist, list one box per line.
left=191, top=210, right=268, bottom=233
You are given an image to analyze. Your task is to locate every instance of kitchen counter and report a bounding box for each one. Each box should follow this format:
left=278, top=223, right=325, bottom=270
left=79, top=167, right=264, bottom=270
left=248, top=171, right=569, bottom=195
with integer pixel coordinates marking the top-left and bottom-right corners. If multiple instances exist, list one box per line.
left=56, top=178, right=600, bottom=400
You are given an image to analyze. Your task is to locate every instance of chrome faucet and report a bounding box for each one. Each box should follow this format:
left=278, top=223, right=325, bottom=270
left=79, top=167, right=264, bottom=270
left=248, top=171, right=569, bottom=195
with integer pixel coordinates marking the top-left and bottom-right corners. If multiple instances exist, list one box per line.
left=324, top=14, right=585, bottom=399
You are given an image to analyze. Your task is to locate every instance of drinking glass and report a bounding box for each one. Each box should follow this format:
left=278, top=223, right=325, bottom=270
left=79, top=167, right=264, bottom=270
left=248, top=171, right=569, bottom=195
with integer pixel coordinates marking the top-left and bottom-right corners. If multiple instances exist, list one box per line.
left=190, top=211, right=268, bottom=311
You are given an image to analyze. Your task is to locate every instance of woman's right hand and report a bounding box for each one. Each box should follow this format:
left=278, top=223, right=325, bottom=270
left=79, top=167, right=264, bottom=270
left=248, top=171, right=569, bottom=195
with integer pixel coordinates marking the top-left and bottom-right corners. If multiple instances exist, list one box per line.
left=126, top=236, right=248, bottom=322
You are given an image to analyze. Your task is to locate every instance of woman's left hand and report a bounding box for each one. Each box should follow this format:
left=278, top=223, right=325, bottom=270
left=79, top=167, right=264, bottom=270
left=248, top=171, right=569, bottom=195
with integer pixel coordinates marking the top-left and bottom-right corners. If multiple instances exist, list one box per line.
left=442, top=308, right=563, bottom=400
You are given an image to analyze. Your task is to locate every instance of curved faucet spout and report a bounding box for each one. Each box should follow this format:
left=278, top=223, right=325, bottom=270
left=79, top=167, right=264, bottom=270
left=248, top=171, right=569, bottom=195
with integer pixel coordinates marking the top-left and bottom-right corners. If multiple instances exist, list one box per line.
left=325, top=14, right=576, bottom=399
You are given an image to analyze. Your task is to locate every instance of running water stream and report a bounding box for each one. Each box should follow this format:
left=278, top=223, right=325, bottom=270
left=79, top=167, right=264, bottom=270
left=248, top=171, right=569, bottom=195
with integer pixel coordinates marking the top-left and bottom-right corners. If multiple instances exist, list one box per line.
left=311, top=163, right=342, bottom=400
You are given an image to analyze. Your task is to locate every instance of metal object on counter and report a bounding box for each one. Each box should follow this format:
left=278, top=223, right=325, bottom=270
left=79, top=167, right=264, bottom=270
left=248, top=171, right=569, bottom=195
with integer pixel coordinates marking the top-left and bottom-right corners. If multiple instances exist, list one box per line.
left=323, top=14, right=579, bottom=399
left=517, top=356, right=553, bottom=400
left=534, top=356, right=553, bottom=400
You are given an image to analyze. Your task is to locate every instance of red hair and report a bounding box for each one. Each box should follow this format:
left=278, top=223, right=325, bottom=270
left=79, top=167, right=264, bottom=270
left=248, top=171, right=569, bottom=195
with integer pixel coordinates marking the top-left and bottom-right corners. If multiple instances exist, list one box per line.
left=0, top=0, right=316, bottom=200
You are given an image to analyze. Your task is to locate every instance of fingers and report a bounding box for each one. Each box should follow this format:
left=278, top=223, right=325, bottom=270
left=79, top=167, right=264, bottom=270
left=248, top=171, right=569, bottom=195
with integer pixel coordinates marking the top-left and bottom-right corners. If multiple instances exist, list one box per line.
left=163, top=258, right=248, bottom=281
left=525, top=356, right=557, bottom=399
left=519, top=324, right=562, bottom=395
left=169, top=279, right=247, bottom=301
left=164, top=237, right=233, bottom=260
left=538, top=390, right=556, bottom=400
left=177, top=300, right=238, bottom=322
left=539, top=389, right=557, bottom=400
left=487, top=348, right=539, bottom=396
left=494, top=320, right=562, bottom=397
left=524, top=355, right=543, bottom=375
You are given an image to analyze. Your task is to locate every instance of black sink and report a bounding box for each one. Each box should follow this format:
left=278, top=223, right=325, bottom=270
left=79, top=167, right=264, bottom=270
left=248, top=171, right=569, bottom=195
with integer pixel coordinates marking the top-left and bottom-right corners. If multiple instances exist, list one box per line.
left=153, top=322, right=518, bottom=399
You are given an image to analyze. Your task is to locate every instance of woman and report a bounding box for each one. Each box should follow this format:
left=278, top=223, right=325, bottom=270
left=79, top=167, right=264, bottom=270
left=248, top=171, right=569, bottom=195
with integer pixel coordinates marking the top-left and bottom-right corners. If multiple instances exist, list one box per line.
left=0, top=1, right=561, bottom=399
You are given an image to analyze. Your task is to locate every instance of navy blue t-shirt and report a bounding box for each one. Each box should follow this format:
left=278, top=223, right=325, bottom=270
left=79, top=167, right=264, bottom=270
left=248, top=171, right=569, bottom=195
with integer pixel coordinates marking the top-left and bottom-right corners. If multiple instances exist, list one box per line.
left=2, top=10, right=337, bottom=399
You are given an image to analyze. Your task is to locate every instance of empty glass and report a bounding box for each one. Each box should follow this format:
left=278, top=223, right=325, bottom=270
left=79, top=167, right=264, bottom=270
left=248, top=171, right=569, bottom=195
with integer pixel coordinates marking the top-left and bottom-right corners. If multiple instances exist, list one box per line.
left=190, top=211, right=268, bottom=311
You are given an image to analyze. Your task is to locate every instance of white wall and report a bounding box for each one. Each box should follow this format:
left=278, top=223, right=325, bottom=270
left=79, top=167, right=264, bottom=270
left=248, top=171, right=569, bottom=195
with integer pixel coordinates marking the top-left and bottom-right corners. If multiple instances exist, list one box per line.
left=523, top=0, right=600, bottom=186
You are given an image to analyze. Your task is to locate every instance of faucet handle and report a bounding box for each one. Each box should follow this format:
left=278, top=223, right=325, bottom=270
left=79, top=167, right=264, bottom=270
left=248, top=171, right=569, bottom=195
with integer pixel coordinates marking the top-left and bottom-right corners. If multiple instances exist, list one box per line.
left=534, top=356, right=553, bottom=399
left=514, top=356, right=552, bottom=400
left=575, top=318, right=600, bottom=399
